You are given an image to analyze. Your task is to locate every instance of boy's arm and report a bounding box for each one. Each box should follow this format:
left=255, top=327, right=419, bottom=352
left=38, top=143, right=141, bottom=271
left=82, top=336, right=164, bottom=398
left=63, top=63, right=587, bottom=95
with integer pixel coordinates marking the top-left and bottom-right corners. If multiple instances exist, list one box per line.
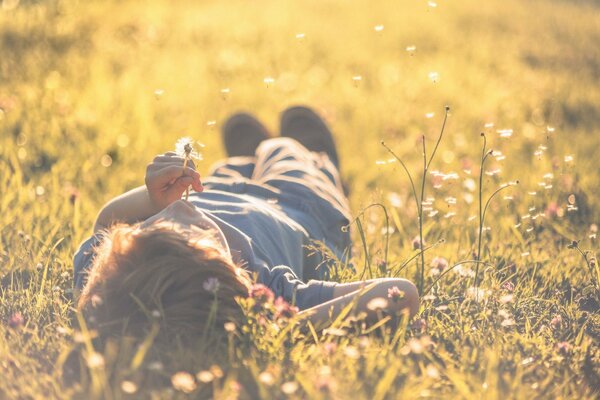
left=93, top=153, right=203, bottom=232
left=298, top=278, right=419, bottom=328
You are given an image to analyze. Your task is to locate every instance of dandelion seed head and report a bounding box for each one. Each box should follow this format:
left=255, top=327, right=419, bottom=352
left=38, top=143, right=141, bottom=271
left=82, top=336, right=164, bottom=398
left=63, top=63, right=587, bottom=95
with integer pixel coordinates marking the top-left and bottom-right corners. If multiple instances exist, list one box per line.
left=175, top=137, right=203, bottom=160
left=497, top=129, right=513, bottom=138
left=263, top=76, right=275, bottom=87
left=203, top=277, right=220, bottom=293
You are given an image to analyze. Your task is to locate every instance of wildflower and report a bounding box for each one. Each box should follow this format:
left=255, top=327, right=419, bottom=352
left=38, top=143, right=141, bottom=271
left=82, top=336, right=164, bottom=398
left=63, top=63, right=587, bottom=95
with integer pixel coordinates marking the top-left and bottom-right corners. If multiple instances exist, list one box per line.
left=499, top=294, right=514, bottom=304
left=366, top=297, right=389, bottom=311
left=556, top=341, right=572, bottom=354
left=550, top=315, right=562, bottom=329
left=172, top=371, right=197, bottom=393
left=387, top=286, right=405, bottom=303
left=358, top=336, right=371, bottom=348
left=406, top=338, right=425, bottom=354
left=258, top=371, right=275, bottom=386
left=412, top=236, right=425, bottom=250
left=202, top=277, right=220, bottom=293
left=411, top=318, right=427, bottom=333
left=430, top=257, right=448, bottom=272
left=196, top=370, right=214, bottom=383
left=274, top=297, right=299, bottom=319
left=343, top=346, right=360, bottom=359
left=86, top=352, right=105, bottom=369
left=224, top=322, right=236, bottom=332
left=502, top=281, right=515, bottom=292
left=8, top=312, right=24, bottom=329
left=249, top=283, right=275, bottom=304
left=322, top=342, right=337, bottom=356
left=281, top=381, right=299, bottom=394
left=121, top=380, right=138, bottom=394
left=175, top=137, right=203, bottom=200
left=425, top=364, right=440, bottom=379
left=210, top=365, right=224, bottom=379
left=323, top=327, right=347, bottom=337
left=316, top=367, right=336, bottom=393
left=455, top=265, right=475, bottom=278
left=466, top=287, right=489, bottom=302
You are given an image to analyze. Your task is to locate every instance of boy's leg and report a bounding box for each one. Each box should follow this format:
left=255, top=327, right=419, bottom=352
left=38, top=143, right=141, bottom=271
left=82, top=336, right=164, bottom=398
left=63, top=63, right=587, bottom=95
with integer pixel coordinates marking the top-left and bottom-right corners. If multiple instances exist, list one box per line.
left=251, top=136, right=351, bottom=280
left=208, top=156, right=256, bottom=180
left=205, top=112, right=272, bottom=181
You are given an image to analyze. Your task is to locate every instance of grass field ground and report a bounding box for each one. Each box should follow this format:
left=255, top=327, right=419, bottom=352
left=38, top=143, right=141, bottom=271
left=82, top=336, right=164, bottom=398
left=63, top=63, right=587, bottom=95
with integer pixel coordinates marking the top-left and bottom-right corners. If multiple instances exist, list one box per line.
left=0, top=0, right=599, bottom=398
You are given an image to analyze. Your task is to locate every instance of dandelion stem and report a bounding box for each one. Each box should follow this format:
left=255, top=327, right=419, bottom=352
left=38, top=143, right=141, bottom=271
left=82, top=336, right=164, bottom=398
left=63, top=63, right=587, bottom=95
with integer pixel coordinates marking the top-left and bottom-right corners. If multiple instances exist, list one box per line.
left=182, top=158, right=190, bottom=201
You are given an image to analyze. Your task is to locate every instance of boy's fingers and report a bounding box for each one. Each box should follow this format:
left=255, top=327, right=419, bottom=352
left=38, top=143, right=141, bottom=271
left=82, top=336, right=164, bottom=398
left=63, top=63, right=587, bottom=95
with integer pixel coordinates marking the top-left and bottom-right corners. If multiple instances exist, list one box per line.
left=154, top=165, right=200, bottom=181
left=151, top=156, right=196, bottom=169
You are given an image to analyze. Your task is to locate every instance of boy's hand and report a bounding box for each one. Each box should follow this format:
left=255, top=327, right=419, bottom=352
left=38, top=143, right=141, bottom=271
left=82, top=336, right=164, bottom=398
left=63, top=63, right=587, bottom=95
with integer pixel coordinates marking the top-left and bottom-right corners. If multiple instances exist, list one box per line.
left=145, top=152, right=203, bottom=210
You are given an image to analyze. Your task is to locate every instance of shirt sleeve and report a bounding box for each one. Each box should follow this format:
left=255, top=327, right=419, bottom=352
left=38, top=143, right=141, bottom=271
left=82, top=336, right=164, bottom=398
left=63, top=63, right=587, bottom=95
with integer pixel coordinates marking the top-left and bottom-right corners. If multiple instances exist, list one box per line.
left=256, top=264, right=338, bottom=310
left=72, top=233, right=104, bottom=289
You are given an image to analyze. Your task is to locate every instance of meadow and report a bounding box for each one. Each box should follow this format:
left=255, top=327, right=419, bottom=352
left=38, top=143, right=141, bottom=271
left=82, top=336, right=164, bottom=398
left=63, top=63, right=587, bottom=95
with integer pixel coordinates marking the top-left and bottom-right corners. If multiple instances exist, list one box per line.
left=0, top=0, right=599, bottom=398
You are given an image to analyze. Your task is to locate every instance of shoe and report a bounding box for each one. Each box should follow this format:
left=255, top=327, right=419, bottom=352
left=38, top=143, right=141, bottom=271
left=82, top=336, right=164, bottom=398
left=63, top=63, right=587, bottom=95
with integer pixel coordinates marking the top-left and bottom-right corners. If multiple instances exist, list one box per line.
left=222, top=112, right=271, bottom=157
left=279, top=106, right=340, bottom=168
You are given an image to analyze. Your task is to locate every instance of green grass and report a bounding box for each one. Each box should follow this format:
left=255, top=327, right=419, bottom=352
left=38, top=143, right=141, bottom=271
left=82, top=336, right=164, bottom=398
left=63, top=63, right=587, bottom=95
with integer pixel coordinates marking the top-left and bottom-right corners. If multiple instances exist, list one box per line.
left=1, top=0, right=599, bottom=398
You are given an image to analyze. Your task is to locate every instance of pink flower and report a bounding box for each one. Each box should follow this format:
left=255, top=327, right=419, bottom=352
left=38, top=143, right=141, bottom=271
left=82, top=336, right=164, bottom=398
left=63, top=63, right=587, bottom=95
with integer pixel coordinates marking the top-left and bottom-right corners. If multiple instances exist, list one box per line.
left=322, top=342, right=337, bottom=356
left=274, top=297, right=299, bottom=319
left=550, top=315, right=562, bottom=329
left=430, top=257, right=449, bottom=272
left=387, top=286, right=405, bottom=303
left=249, top=284, right=275, bottom=304
left=502, top=281, right=515, bottom=292
left=412, top=236, right=425, bottom=250
left=557, top=341, right=571, bottom=354
left=545, top=201, right=559, bottom=218
left=8, top=312, right=24, bottom=329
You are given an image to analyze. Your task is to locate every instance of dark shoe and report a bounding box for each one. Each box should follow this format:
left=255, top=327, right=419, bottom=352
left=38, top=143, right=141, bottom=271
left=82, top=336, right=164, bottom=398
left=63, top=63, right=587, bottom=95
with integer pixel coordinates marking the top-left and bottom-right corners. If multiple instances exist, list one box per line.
left=222, top=112, right=271, bottom=157
left=279, top=106, right=340, bottom=168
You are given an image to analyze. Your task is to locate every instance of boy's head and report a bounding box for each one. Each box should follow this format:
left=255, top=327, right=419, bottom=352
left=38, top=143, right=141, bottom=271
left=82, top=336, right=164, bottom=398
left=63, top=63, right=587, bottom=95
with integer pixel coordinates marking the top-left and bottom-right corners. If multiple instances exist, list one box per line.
left=77, top=221, right=252, bottom=340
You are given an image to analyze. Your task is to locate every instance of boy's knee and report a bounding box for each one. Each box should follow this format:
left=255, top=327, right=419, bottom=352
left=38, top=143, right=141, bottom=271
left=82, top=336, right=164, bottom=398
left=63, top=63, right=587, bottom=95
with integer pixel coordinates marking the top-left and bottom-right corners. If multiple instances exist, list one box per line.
left=256, top=137, right=308, bottom=156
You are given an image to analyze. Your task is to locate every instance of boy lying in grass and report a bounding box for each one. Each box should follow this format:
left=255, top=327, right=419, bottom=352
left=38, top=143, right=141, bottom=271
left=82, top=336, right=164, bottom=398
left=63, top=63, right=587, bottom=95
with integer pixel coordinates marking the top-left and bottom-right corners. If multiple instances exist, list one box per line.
left=73, top=106, right=419, bottom=339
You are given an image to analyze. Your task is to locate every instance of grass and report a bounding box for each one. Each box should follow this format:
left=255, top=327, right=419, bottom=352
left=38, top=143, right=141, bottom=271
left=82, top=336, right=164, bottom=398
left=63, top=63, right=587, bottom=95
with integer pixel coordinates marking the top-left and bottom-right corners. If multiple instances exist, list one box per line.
left=1, top=0, right=599, bottom=398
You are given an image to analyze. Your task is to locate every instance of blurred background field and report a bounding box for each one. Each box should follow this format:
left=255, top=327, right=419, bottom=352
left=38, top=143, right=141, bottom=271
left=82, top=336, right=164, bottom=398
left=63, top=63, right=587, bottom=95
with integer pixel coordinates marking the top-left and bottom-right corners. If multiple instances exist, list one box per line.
left=0, top=0, right=599, bottom=398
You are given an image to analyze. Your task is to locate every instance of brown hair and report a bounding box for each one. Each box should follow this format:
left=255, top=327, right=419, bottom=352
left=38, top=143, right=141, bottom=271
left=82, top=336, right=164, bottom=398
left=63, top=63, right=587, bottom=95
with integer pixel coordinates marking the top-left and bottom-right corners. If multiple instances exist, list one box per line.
left=77, top=222, right=252, bottom=340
